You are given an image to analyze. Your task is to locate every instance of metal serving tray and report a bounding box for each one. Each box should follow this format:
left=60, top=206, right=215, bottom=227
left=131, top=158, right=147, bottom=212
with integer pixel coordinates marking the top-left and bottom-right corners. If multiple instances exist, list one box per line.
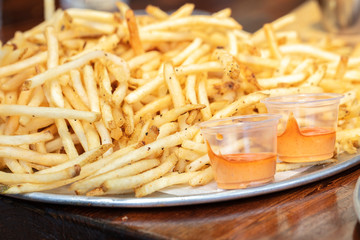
left=4, top=152, right=360, bottom=208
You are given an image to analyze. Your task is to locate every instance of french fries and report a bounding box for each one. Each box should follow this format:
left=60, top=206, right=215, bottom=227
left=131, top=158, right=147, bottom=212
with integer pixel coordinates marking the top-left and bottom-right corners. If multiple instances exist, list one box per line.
left=0, top=2, right=360, bottom=198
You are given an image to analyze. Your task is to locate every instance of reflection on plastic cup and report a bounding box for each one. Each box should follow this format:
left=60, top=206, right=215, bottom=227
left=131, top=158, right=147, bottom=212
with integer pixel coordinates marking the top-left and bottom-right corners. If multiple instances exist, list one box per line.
left=60, top=0, right=129, bottom=11
left=261, top=93, right=343, bottom=163
left=317, top=0, right=360, bottom=34
left=198, top=114, right=281, bottom=189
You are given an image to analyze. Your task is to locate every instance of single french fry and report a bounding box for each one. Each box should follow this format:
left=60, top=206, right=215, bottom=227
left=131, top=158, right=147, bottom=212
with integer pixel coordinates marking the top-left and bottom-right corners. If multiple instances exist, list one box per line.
left=0, top=131, right=53, bottom=145
left=186, top=154, right=210, bottom=172
left=23, top=50, right=106, bottom=90
left=175, top=62, right=223, bottom=75
left=19, top=86, right=45, bottom=126
left=157, top=122, right=179, bottom=139
left=197, top=74, right=212, bottom=120
left=0, top=165, right=80, bottom=185
left=62, top=85, right=89, bottom=111
left=182, top=44, right=211, bottom=65
left=172, top=38, right=202, bottom=66
left=112, top=82, right=128, bottom=107
left=169, top=3, right=194, bottom=19
left=141, top=15, right=241, bottom=32
left=252, top=13, right=295, bottom=44
left=112, top=106, right=125, bottom=128
left=263, top=23, right=282, bottom=60
left=210, top=101, right=229, bottom=114
left=128, top=51, right=160, bottom=70
left=65, top=8, right=116, bottom=23
left=35, top=141, right=48, bottom=154
left=83, top=64, right=100, bottom=113
left=0, top=68, right=36, bottom=91
left=334, top=56, right=349, bottom=80
left=0, top=104, right=99, bottom=122
left=2, top=158, right=26, bottom=174
left=135, top=171, right=198, bottom=197
left=3, top=116, right=20, bottom=136
left=83, top=121, right=101, bottom=150
left=95, top=62, right=112, bottom=101
left=227, top=30, right=238, bottom=56
left=0, top=146, right=68, bottom=166
left=273, top=56, right=291, bottom=77
left=44, top=0, right=55, bottom=21
left=69, top=69, right=89, bottom=107
left=185, top=74, right=198, bottom=104
left=181, top=140, right=207, bottom=153
left=55, top=118, right=79, bottom=159
left=186, top=110, right=199, bottom=125
left=123, top=103, right=135, bottom=135
left=188, top=166, right=214, bottom=186
left=164, top=62, right=186, bottom=108
left=45, top=26, right=59, bottom=69
left=126, top=9, right=144, bottom=55
left=300, top=64, right=327, bottom=87
left=152, top=104, right=205, bottom=127
left=125, top=75, right=163, bottom=104
left=94, top=121, right=113, bottom=156
left=279, top=44, right=339, bottom=62
left=0, top=51, right=47, bottom=78
left=212, top=92, right=268, bottom=119
left=100, top=98, right=115, bottom=130
left=257, top=73, right=307, bottom=89
left=236, top=53, right=279, bottom=69
left=70, top=18, right=116, bottom=34
left=212, top=8, right=232, bottom=18
left=140, top=31, right=195, bottom=43
left=176, top=147, right=204, bottom=161
left=292, top=59, right=314, bottom=74
left=16, top=118, right=54, bottom=135
left=145, top=5, right=168, bottom=20
left=260, top=86, right=323, bottom=97
left=134, top=95, right=172, bottom=124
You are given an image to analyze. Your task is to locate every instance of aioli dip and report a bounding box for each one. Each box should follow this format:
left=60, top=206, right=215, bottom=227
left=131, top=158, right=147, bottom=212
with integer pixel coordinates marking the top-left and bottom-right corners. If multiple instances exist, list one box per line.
left=207, top=142, right=276, bottom=189
left=277, top=113, right=336, bottom=162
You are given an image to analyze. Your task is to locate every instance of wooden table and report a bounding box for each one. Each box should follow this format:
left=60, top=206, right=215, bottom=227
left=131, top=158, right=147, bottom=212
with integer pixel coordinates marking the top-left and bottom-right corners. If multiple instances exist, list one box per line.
left=1, top=165, right=360, bottom=239
left=2, top=0, right=360, bottom=239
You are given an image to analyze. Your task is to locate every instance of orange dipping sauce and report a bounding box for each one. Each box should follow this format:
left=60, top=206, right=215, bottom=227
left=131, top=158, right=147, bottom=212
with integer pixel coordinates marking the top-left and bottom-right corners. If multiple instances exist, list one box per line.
left=277, top=113, right=336, bottom=162
left=207, top=143, right=276, bottom=189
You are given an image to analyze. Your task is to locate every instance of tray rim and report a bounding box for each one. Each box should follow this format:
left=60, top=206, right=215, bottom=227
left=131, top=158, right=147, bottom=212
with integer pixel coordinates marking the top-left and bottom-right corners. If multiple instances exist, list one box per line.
left=4, top=153, right=360, bottom=208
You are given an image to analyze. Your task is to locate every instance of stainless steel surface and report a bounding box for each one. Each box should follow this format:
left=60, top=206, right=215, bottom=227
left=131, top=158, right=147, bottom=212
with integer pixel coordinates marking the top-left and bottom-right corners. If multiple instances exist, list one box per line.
left=4, top=152, right=360, bottom=208
left=317, top=0, right=360, bottom=33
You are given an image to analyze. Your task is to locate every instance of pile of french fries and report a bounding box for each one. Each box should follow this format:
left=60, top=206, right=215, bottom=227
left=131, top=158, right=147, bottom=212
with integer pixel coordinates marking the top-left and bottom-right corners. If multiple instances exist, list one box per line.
left=0, top=3, right=360, bottom=197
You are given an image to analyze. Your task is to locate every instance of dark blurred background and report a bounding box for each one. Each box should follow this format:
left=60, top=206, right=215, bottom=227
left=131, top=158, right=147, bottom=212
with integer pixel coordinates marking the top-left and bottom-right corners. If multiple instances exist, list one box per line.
left=1, top=0, right=306, bottom=43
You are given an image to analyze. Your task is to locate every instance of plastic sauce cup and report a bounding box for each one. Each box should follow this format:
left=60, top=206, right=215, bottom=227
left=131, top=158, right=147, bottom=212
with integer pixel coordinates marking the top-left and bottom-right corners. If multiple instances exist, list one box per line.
left=198, top=114, right=281, bottom=189
left=261, top=93, right=344, bottom=163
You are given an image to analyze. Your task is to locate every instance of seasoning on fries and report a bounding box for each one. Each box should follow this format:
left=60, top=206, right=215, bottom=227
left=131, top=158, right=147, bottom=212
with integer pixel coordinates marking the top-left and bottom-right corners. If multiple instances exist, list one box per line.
left=0, top=2, right=360, bottom=196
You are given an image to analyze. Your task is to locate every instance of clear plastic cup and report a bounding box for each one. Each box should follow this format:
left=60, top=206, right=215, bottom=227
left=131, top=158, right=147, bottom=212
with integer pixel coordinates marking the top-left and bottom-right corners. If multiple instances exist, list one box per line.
left=198, top=114, right=281, bottom=189
left=261, top=93, right=344, bottom=163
